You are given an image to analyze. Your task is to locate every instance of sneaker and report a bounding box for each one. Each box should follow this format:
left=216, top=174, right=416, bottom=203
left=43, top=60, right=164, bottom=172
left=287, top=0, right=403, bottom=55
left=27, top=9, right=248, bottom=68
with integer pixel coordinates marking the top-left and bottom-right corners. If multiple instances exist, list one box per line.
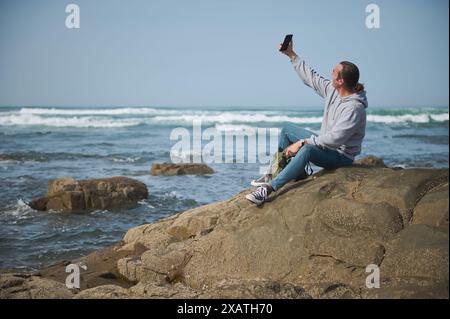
left=246, top=185, right=271, bottom=205
left=250, top=174, right=272, bottom=187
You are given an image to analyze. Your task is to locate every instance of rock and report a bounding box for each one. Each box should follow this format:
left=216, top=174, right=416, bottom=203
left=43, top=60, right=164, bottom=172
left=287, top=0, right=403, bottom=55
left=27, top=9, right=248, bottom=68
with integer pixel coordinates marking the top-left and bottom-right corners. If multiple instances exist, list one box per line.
left=197, top=279, right=312, bottom=299
left=128, top=282, right=199, bottom=298
left=48, top=178, right=79, bottom=195
left=75, top=282, right=200, bottom=299
left=303, top=198, right=402, bottom=267
left=412, top=183, right=448, bottom=229
left=150, top=163, right=214, bottom=176
left=354, top=155, right=387, bottom=167
left=381, top=225, right=449, bottom=282
left=7, top=164, right=449, bottom=299
left=28, top=176, right=148, bottom=213
left=361, top=281, right=449, bottom=299
left=117, top=165, right=448, bottom=299
left=73, top=285, right=131, bottom=299
left=37, top=243, right=148, bottom=291
left=0, top=273, right=73, bottom=299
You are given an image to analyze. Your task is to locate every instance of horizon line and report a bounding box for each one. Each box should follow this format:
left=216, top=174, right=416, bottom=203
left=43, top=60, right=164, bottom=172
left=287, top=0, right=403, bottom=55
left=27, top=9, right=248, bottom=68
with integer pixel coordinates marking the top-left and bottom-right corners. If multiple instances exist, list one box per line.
left=0, top=105, right=449, bottom=109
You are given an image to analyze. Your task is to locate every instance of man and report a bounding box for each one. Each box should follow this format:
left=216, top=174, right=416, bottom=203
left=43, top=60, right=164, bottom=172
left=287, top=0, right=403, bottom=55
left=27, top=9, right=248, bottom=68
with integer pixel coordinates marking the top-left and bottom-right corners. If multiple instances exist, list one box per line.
left=246, top=39, right=368, bottom=205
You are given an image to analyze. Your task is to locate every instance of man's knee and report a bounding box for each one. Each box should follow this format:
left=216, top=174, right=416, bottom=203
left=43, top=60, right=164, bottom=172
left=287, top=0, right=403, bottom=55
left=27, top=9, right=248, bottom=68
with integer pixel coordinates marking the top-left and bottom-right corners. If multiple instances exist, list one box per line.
left=280, top=123, right=294, bottom=136
left=281, top=123, right=301, bottom=135
left=294, top=143, right=313, bottom=160
left=300, top=143, right=315, bottom=154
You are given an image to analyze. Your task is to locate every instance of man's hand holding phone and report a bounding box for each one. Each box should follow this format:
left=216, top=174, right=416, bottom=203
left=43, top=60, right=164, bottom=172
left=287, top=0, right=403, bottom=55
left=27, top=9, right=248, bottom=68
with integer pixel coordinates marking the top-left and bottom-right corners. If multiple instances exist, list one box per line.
left=278, top=34, right=297, bottom=60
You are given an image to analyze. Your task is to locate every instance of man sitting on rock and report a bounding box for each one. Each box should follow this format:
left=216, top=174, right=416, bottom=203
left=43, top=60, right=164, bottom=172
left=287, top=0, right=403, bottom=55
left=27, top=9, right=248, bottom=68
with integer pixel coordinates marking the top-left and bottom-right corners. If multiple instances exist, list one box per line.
left=246, top=39, right=368, bottom=205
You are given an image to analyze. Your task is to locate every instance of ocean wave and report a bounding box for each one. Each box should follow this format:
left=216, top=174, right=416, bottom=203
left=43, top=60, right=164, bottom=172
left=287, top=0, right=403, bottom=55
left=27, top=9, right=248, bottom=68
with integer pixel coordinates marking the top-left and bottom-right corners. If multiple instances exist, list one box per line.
left=0, top=151, right=153, bottom=163
left=0, top=131, right=52, bottom=137
left=391, top=134, right=449, bottom=145
left=153, top=112, right=448, bottom=125
left=0, top=199, right=35, bottom=224
left=16, top=107, right=290, bottom=117
left=214, top=124, right=258, bottom=133
left=0, top=113, right=142, bottom=127
left=0, top=151, right=50, bottom=162
left=19, top=107, right=160, bottom=116
left=1, top=108, right=448, bottom=127
left=138, top=199, right=155, bottom=209
left=430, top=113, right=450, bottom=122
left=150, top=191, right=199, bottom=210
left=367, top=113, right=449, bottom=123
left=152, top=113, right=324, bottom=124
left=110, top=156, right=144, bottom=163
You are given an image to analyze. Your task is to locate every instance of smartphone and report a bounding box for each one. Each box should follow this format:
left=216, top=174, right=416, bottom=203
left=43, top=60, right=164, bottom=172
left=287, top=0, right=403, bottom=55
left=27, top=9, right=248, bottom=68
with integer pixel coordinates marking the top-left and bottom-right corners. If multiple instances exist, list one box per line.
left=279, top=34, right=293, bottom=52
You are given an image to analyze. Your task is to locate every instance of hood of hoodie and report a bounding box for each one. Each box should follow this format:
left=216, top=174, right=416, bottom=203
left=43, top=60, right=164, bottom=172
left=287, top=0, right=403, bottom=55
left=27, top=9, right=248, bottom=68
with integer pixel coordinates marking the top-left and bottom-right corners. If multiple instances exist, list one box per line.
left=340, top=90, right=368, bottom=108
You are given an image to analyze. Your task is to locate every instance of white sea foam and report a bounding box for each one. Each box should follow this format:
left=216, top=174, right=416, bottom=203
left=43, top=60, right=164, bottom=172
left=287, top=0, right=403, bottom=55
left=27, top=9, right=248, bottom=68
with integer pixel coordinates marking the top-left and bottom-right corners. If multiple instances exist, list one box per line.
left=367, top=114, right=444, bottom=123
left=152, top=113, right=324, bottom=124
left=430, top=113, right=450, bottom=122
left=110, top=156, right=142, bottom=163
left=138, top=200, right=155, bottom=209
left=0, top=108, right=448, bottom=127
left=0, top=114, right=142, bottom=128
left=19, top=107, right=160, bottom=115
left=2, top=199, right=34, bottom=219
left=214, top=124, right=258, bottom=133
left=152, top=112, right=449, bottom=125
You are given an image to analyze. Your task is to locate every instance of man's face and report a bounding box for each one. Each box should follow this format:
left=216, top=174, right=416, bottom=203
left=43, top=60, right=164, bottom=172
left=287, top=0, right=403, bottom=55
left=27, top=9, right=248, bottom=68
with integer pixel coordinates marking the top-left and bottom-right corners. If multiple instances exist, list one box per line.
left=331, top=63, right=344, bottom=89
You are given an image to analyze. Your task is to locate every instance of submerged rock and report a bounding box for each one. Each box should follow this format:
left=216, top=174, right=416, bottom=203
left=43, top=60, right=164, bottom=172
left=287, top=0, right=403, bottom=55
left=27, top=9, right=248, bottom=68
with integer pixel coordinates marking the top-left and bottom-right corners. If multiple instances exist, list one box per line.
left=354, top=155, right=387, bottom=167
left=4, top=157, right=449, bottom=299
left=150, top=163, right=214, bottom=176
left=28, top=176, right=148, bottom=213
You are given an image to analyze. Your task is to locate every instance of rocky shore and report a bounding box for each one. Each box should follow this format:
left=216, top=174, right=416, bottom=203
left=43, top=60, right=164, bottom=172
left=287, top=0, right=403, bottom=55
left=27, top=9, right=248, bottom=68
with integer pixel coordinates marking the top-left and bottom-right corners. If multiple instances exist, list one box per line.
left=1, top=157, right=448, bottom=299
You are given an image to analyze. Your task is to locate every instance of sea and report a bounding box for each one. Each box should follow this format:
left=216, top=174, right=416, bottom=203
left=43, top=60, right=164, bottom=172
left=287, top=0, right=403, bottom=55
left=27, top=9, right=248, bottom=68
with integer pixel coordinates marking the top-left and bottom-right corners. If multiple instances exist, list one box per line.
left=0, top=105, right=448, bottom=270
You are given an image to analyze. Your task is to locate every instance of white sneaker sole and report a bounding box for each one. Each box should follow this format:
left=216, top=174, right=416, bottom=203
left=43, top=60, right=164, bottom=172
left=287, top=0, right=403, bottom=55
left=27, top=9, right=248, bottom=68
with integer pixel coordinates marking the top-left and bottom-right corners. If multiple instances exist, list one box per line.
left=245, top=194, right=264, bottom=205
left=250, top=180, right=272, bottom=187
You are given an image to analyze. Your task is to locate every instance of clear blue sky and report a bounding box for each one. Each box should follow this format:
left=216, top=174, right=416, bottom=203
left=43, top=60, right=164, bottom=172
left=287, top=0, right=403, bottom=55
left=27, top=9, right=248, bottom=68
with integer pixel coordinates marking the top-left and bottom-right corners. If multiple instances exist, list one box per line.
left=0, top=0, right=448, bottom=108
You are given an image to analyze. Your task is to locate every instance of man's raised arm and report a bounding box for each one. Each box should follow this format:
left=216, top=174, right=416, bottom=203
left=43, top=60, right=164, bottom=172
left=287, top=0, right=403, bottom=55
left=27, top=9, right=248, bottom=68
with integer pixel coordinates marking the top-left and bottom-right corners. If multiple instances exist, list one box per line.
left=279, top=40, right=332, bottom=99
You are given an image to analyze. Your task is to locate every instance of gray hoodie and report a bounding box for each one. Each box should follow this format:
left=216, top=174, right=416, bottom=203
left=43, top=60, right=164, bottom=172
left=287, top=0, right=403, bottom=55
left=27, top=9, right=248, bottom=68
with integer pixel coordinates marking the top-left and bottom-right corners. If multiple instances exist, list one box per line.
left=291, top=56, right=368, bottom=160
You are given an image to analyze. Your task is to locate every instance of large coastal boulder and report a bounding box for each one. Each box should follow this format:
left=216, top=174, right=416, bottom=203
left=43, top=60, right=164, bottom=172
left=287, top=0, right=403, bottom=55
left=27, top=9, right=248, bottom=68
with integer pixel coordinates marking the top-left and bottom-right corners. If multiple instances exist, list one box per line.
left=116, top=163, right=449, bottom=299
left=150, top=163, right=214, bottom=176
left=4, top=157, right=448, bottom=299
left=28, top=176, right=148, bottom=213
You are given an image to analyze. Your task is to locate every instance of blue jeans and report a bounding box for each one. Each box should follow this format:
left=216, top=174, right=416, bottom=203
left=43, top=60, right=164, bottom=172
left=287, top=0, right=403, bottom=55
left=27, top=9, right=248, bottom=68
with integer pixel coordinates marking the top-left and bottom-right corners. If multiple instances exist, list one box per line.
left=269, top=123, right=354, bottom=191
